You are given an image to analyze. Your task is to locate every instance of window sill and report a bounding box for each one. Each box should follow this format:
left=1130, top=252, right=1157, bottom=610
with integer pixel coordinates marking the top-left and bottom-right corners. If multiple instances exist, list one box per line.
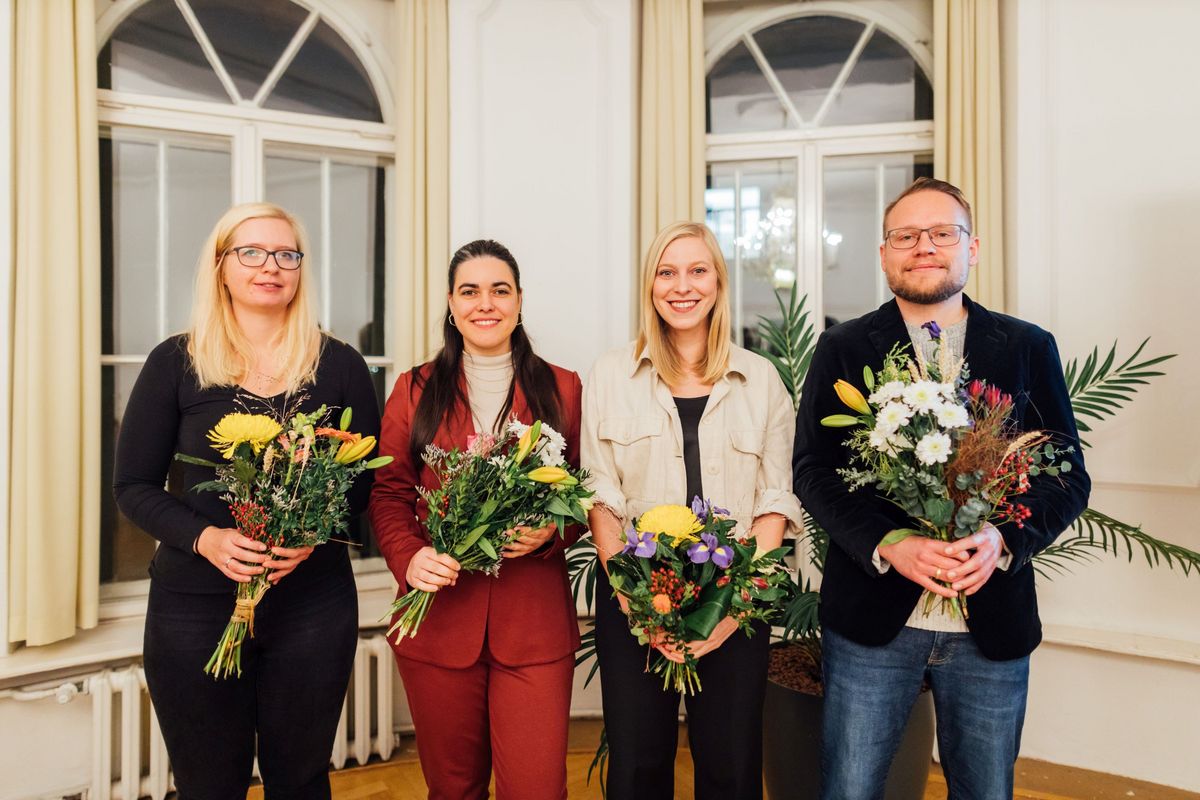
left=1, top=578, right=400, bottom=689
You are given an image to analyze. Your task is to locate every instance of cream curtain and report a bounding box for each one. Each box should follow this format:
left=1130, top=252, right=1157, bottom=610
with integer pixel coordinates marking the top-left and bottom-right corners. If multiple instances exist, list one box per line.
left=394, top=0, right=450, bottom=369
left=639, top=0, right=705, bottom=262
left=934, top=0, right=1005, bottom=310
left=9, top=0, right=100, bottom=645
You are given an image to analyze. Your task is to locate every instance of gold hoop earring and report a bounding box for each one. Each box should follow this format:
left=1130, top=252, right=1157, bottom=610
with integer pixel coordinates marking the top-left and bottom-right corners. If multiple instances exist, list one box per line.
left=517, top=311, right=523, bottom=326
left=448, top=312, right=457, bottom=328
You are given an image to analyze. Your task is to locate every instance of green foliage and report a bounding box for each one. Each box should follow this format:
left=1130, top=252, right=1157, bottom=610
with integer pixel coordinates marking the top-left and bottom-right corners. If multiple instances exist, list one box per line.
left=752, top=283, right=816, bottom=412
left=1062, top=338, right=1176, bottom=447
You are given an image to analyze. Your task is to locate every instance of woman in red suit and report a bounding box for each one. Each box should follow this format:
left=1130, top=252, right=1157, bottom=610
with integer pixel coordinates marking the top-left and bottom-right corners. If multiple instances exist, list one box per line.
left=369, top=239, right=581, bottom=800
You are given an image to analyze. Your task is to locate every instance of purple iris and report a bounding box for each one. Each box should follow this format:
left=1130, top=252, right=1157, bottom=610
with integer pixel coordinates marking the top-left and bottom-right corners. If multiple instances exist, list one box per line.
left=921, top=320, right=942, bottom=341
left=690, top=496, right=731, bottom=519
left=687, top=533, right=719, bottom=564
left=622, top=529, right=658, bottom=558
left=711, top=543, right=734, bottom=569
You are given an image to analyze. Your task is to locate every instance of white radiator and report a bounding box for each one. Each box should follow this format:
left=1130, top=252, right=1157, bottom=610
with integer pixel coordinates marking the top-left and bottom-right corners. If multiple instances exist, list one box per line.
left=78, top=633, right=398, bottom=800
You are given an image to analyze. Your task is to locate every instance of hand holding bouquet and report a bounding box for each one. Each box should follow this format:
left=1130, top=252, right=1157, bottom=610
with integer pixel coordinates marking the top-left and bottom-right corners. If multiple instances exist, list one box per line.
left=386, top=419, right=594, bottom=642
left=820, top=321, right=1074, bottom=617
left=606, top=498, right=793, bottom=694
left=178, top=405, right=391, bottom=678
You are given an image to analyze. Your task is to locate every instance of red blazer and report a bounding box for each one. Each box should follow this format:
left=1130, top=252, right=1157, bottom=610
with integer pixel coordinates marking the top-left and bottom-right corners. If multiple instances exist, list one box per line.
left=369, top=361, right=583, bottom=669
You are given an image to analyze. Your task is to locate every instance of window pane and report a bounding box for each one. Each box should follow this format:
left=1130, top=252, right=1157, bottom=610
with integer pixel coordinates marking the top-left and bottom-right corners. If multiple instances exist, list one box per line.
left=101, top=128, right=232, bottom=355
left=753, top=15, right=865, bottom=125
left=98, top=0, right=229, bottom=103
left=263, top=19, right=382, bottom=121
left=264, top=150, right=389, bottom=354
left=166, top=145, right=235, bottom=336
left=822, top=30, right=933, bottom=127
left=107, top=137, right=160, bottom=354
left=706, top=160, right=798, bottom=349
left=706, top=41, right=791, bottom=134
left=188, top=0, right=311, bottom=101
left=821, top=153, right=933, bottom=326
left=101, top=363, right=160, bottom=584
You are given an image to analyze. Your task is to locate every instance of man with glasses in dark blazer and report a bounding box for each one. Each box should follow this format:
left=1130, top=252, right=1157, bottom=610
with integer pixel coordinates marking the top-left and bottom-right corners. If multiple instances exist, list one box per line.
left=793, top=177, right=1090, bottom=798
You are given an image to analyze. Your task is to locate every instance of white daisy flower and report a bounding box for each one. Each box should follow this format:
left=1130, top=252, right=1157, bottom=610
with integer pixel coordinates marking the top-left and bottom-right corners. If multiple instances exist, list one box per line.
left=915, top=432, right=953, bottom=465
left=874, top=401, right=913, bottom=435
left=869, top=430, right=911, bottom=456
left=902, top=381, right=942, bottom=413
left=868, top=380, right=907, bottom=406
left=935, top=402, right=970, bottom=429
left=938, top=382, right=958, bottom=399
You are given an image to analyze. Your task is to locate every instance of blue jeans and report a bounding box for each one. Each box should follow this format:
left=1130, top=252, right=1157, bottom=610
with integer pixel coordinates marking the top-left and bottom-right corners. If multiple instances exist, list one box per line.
left=820, top=626, right=1029, bottom=800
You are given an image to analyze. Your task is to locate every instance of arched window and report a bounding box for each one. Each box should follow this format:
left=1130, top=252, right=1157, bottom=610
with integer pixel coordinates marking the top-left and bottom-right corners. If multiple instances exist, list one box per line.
left=97, top=0, right=394, bottom=591
left=704, top=10, right=933, bottom=344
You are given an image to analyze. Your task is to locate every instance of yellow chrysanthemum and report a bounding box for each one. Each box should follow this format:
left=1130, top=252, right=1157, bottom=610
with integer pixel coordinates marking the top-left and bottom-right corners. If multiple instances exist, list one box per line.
left=207, top=413, right=283, bottom=459
left=636, top=504, right=703, bottom=546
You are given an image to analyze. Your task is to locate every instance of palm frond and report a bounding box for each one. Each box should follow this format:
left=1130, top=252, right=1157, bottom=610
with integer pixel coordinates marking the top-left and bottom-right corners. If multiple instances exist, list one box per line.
left=1031, top=537, right=1107, bottom=579
left=566, top=536, right=600, bottom=614
left=1063, top=339, right=1175, bottom=446
left=587, top=727, right=609, bottom=796
left=778, top=583, right=821, bottom=642
left=799, top=512, right=829, bottom=573
left=575, top=622, right=601, bottom=687
left=753, top=284, right=816, bottom=411
left=1061, top=507, right=1200, bottom=576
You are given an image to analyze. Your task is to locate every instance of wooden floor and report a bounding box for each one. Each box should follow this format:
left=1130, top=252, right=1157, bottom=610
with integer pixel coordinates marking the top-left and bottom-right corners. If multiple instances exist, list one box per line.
left=248, top=720, right=1197, bottom=800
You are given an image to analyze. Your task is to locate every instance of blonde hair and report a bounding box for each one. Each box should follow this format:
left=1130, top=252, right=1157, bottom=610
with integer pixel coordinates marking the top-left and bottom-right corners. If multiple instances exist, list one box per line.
left=635, top=222, right=731, bottom=386
left=186, top=202, right=322, bottom=394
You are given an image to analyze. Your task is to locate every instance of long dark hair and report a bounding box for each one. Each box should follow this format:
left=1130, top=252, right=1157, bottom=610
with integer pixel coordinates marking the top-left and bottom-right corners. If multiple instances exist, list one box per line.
left=409, top=239, right=564, bottom=468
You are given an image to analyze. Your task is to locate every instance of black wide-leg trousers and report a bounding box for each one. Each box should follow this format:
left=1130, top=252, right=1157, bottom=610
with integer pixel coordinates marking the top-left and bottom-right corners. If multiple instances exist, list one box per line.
left=594, top=568, right=770, bottom=800
left=143, top=566, right=357, bottom=800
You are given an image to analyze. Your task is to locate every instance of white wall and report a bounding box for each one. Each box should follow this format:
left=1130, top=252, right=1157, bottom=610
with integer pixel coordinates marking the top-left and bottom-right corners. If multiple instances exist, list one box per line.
left=449, top=0, right=638, bottom=375
left=1003, top=0, right=1200, bottom=791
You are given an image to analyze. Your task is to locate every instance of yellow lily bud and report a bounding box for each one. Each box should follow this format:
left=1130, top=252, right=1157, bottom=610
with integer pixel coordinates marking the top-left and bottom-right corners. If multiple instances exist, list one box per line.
left=527, top=466, right=570, bottom=484
left=335, top=435, right=377, bottom=464
left=514, top=420, right=542, bottom=464
left=834, top=379, right=870, bottom=415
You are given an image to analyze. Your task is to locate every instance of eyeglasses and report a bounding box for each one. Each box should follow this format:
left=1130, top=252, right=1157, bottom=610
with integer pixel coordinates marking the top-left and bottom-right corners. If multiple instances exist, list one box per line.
left=224, top=246, right=304, bottom=270
left=884, top=224, right=970, bottom=250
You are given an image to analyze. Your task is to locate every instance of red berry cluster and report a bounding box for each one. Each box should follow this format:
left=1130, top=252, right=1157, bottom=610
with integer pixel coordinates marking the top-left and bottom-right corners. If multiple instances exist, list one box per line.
left=996, top=500, right=1033, bottom=528
left=649, top=568, right=699, bottom=606
left=231, top=501, right=275, bottom=547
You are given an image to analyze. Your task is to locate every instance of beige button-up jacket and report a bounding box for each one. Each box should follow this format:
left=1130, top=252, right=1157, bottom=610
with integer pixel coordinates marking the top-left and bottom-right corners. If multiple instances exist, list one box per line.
left=581, top=341, right=803, bottom=538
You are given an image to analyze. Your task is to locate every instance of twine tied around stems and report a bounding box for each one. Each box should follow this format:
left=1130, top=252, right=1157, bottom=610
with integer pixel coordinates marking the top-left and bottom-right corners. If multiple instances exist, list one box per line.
left=231, top=582, right=270, bottom=636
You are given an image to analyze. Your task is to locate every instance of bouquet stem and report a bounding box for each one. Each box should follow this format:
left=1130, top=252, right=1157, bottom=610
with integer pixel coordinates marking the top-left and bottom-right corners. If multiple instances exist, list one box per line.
left=652, top=655, right=702, bottom=695
left=205, top=576, right=272, bottom=679
left=386, top=588, right=437, bottom=643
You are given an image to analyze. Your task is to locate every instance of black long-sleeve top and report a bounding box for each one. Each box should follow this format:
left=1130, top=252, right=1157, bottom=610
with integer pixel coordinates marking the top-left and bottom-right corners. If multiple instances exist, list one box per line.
left=113, top=334, right=380, bottom=595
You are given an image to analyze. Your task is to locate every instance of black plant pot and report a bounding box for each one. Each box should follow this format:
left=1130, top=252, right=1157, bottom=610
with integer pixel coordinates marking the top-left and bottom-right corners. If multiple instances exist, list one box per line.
left=763, top=673, right=935, bottom=799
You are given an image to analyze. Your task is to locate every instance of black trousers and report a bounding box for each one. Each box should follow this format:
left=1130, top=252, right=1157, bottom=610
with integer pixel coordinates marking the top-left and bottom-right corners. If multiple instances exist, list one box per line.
left=595, top=568, right=770, bottom=800
left=143, top=564, right=358, bottom=800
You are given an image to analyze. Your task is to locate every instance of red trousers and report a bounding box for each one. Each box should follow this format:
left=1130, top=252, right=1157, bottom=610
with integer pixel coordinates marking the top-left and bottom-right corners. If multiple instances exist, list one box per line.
left=396, top=644, right=574, bottom=800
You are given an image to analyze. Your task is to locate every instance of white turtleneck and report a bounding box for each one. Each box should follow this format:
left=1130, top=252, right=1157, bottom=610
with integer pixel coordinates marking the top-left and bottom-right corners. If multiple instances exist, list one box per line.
left=462, top=350, right=515, bottom=434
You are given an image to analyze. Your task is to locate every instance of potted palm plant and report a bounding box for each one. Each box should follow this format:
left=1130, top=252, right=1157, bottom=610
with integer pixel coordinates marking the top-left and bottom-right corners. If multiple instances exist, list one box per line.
left=754, top=284, right=1198, bottom=800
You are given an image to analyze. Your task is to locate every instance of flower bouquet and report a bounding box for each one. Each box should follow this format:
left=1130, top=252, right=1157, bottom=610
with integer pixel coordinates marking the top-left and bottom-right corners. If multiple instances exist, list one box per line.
left=606, top=499, right=793, bottom=694
left=820, top=321, right=1074, bottom=618
left=385, top=419, right=594, bottom=642
left=177, top=405, right=392, bottom=678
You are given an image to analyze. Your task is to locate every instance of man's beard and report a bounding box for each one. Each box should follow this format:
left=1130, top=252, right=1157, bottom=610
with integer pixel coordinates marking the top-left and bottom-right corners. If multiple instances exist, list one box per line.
left=887, top=268, right=968, bottom=305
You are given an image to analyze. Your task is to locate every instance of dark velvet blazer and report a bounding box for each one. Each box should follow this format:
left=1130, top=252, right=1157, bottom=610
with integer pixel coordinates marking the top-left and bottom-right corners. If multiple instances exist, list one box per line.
left=369, top=362, right=583, bottom=669
left=793, top=296, right=1090, bottom=661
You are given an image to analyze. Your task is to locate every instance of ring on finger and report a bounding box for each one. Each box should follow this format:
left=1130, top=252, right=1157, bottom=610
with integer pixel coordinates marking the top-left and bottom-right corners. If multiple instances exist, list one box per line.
left=225, top=557, right=233, bottom=569
left=935, top=567, right=942, bottom=579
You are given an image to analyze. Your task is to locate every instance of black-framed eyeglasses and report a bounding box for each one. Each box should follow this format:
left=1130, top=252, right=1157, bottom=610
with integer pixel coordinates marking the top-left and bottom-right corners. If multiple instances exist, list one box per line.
left=884, top=224, right=970, bottom=250
left=224, top=246, right=304, bottom=270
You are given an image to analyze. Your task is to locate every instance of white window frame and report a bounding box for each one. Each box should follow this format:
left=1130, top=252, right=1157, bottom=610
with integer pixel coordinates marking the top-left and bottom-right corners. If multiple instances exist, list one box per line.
left=96, top=0, right=399, bottom=619
left=705, top=3, right=935, bottom=333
